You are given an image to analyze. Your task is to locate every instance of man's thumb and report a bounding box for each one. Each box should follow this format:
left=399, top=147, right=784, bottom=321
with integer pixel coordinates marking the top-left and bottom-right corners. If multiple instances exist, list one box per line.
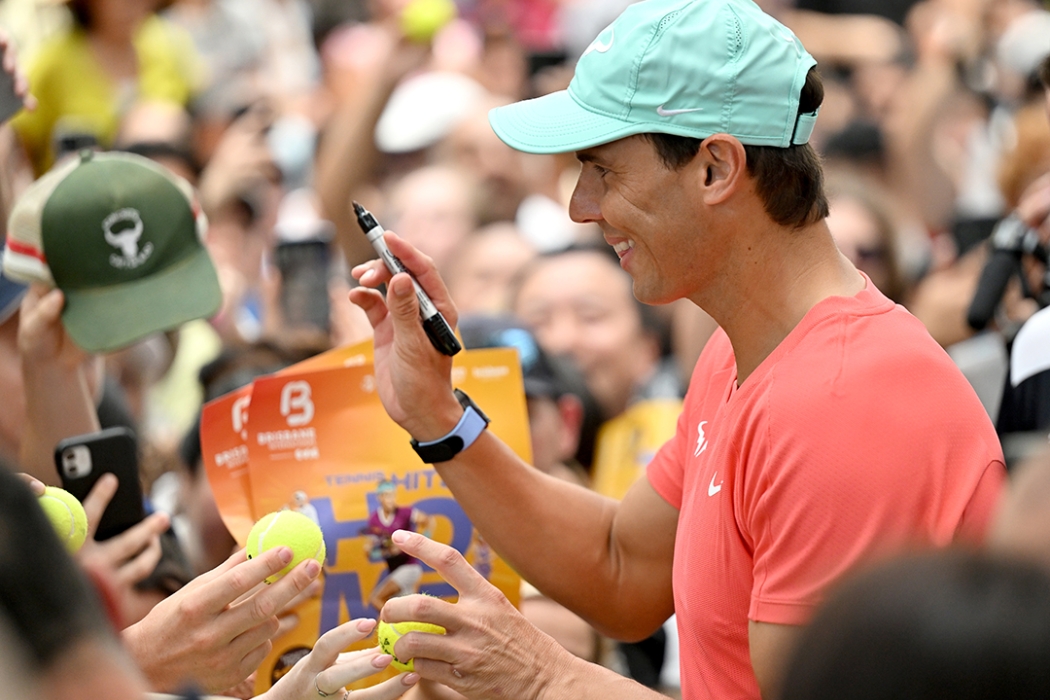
left=388, top=273, right=421, bottom=328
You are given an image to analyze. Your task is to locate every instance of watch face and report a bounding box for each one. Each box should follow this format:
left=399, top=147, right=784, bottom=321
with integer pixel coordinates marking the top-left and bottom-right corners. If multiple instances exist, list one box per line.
left=455, top=389, right=491, bottom=425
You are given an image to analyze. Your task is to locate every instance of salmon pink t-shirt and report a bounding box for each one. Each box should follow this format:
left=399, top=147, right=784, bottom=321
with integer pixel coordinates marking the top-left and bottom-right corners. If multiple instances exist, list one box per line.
left=647, top=282, right=1005, bottom=700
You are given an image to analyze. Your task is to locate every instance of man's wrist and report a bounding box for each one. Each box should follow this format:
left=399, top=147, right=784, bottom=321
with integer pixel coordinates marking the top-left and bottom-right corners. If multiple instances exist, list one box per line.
left=404, top=392, right=464, bottom=443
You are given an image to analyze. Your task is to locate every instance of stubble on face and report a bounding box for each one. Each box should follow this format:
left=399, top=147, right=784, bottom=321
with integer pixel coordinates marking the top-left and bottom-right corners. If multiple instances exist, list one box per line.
left=572, top=136, right=708, bottom=306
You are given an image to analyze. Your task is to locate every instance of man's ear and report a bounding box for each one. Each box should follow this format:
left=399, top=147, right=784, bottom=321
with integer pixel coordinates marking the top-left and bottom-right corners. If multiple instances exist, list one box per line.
left=697, top=134, right=747, bottom=205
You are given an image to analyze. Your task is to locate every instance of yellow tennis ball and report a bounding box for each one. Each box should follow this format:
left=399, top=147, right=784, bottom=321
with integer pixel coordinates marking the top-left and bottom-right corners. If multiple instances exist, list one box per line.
left=400, top=0, right=456, bottom=43
left=246, top=511, right=326, bottom=584
left=38, top=486, right=88, bottom=553
left=377, top=619, right=446, bottom=672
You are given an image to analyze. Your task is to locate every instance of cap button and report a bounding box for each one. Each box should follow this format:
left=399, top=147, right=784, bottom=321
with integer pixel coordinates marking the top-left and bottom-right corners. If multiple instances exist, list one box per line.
left=78, top=148, right=94, bottom=163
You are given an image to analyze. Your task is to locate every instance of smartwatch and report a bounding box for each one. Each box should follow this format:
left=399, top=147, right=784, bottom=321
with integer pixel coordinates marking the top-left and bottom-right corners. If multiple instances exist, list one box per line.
left=410, top=389, right=490, bottom=463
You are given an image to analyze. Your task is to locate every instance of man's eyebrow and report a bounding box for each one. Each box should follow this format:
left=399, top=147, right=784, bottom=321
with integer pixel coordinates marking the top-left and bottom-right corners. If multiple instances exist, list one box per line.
left=575, top=151, right=601, bottom=164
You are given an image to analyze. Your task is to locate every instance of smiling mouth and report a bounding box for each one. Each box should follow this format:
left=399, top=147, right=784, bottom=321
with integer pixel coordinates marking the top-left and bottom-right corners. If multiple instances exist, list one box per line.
left=612, top=240, right=635, bottom=258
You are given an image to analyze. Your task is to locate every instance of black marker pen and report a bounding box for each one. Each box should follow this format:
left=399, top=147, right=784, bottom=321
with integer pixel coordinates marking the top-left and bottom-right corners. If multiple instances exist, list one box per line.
left=353, top=201, right=461, bottom=356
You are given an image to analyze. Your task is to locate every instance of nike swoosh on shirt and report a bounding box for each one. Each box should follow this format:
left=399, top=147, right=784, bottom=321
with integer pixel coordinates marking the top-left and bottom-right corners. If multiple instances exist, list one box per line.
left=656, top=105, right=704, bottom=117
left=708, top=473, right=723, bottom=496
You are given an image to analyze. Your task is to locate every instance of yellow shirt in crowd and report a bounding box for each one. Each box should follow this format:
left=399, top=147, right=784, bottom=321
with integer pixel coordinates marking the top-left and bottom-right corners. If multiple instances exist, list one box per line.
left=12, top=15, right=200, bottom=176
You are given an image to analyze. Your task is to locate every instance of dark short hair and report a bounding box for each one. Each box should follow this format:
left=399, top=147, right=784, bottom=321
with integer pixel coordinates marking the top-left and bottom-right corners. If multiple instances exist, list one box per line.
left=642, top=67, right=829, bottom=229
left=0, top=466, right=115, bottom=672
left=780, top=550, right=1050, bottom=700
left=1040, top=53, right=1050, bottom=90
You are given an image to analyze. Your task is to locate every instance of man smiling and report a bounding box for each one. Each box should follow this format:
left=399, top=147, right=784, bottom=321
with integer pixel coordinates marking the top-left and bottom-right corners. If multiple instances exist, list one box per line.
left=348, top=0, right=1006, bottom=698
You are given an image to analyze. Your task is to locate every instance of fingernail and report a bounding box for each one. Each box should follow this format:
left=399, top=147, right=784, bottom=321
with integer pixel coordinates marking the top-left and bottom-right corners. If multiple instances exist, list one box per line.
left=403, top=673, right=420, bottom=685
left=361, top=269, right=376, bottom=283
left=373, top=654, right=392, bottom=669
left=356, top=618, right=377, bottom=634
left=278, top=547, right=293, bottom=564
left=392, top=275, right=411, bottom=298
left=391, top=530, right=410, bottom=544
left=305, top=559, right=321, bottom=577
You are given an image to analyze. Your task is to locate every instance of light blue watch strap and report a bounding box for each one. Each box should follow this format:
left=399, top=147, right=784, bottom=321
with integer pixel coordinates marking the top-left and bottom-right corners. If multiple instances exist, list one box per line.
left=415, top=405, right=488, bottom=452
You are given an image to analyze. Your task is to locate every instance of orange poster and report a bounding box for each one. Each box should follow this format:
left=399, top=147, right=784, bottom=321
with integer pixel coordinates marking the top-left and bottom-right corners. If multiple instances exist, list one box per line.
left=203, top=346, right=530, bottom=692
left=200, top=384, right=255, bottom=543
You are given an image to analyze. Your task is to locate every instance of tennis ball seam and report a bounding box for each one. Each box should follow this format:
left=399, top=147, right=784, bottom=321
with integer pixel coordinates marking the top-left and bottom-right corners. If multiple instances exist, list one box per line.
left=43, top=496, right=75, bottom=540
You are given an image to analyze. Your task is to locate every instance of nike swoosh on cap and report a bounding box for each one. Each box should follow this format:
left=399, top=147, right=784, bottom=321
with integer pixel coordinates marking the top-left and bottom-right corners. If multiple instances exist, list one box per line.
left=582, top=28, right=614, bottom=55
left=656, top=105, right=704, bottom=117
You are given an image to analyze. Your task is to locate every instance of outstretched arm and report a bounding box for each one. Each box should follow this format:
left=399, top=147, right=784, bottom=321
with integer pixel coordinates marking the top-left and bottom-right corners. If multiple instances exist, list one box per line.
left=18, top=286, right=101, bottom=484
left=122, top=546, right=322, bottom=693
left=349, top=234, right=677, bottom=640
left=315, top=24, right=428, bottom=270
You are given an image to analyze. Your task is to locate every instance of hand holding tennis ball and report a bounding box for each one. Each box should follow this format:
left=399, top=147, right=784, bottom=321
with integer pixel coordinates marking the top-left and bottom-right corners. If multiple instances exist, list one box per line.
left=400, top=0, right=457, bottom=43
left=246, top=510, right=326, bottom=584
left=377, top=619, right=447, bottom=671
left=38, top=486, right=88, bottom=552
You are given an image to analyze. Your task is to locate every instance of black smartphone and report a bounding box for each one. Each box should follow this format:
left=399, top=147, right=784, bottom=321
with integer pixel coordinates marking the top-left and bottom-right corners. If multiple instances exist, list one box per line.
left=274, top=238, right=332, bottom=333
left=55, top=427, right=145, bottom=541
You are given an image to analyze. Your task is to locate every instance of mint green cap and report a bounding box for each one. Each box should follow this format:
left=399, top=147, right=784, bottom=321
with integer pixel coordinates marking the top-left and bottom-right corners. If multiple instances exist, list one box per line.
left=489, top=0, right=819, bottom=154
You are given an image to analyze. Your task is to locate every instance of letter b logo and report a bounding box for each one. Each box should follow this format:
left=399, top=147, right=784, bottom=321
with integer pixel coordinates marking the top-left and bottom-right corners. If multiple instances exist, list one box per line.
left=281, top=381, right=315, bottom=427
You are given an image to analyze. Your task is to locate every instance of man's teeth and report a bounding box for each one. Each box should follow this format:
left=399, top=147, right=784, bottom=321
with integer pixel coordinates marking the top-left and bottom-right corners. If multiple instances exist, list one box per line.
left=613, top=240, right=634, bottom=254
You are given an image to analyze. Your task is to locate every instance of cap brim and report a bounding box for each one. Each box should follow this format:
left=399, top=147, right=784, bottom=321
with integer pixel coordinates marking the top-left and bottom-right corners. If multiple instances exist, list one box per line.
left=488, top=89, right=645, bottom=154
left=61, top=248, right=221, bottom=353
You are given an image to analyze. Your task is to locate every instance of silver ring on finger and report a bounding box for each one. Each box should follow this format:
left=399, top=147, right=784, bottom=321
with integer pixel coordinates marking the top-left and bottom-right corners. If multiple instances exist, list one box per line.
left=315, top=677, right=332, bottom=697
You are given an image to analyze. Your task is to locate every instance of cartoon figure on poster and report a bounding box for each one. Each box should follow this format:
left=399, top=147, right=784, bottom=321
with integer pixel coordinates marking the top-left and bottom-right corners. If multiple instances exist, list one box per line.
left=361, top=479, right=432, bottom=611
left=290, top=490, right=321, bottom=525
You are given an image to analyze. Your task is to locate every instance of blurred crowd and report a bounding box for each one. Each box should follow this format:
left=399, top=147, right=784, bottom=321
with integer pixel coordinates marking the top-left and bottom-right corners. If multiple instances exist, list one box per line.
left=0, top=0, right=1049, bottom=698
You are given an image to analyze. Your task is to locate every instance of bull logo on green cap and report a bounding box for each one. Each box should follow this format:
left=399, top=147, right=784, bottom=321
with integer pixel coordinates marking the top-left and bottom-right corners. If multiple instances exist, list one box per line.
left=103, top=208, right=153, bottom=270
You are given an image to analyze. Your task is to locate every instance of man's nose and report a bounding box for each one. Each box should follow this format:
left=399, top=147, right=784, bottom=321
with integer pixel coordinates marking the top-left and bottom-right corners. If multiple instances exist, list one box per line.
left=568, top=172, right=601, bottom=224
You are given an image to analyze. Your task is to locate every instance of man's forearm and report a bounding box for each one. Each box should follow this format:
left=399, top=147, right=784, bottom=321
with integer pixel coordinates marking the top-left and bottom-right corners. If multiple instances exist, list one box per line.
left=431, top=432, right=674, bottom=639
left=20, top=362, right=99, bottom=484
left=539, top=650, right=674, bottom=700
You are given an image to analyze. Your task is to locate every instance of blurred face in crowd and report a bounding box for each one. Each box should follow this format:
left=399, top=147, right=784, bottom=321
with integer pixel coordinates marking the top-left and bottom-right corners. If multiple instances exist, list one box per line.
left=80, top=0, right=157, bottom=40
left=440, top=107, right=531, bottom=224
left=445, top=223, right=536, bottom=314
left=387, top=166, right=476, bottom=274
left=514, top=250, right=660, bottom=419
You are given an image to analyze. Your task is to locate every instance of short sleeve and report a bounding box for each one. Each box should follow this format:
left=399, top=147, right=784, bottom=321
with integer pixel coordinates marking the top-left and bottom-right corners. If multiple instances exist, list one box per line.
left=646, top=405, right=691, bottom=509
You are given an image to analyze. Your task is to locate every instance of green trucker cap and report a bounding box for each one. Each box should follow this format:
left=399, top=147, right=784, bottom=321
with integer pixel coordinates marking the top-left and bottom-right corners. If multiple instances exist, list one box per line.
left=489, top=0, right=819, bottom=154
left=2, top=150, right=221, bottom=353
